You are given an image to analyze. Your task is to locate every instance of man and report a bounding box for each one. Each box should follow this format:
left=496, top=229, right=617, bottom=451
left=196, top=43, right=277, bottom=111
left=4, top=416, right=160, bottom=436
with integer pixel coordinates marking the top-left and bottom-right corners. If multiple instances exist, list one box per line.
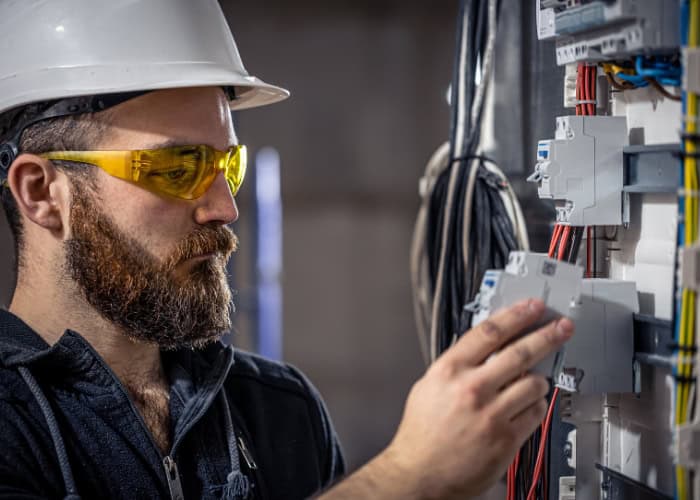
left=0, top=1, right=574, bottom=499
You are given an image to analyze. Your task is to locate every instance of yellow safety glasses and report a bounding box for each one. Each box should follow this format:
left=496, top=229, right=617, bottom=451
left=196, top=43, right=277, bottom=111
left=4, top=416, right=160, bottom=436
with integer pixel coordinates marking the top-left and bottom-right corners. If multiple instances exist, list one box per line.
left=40, top=144, right=247, bottom=200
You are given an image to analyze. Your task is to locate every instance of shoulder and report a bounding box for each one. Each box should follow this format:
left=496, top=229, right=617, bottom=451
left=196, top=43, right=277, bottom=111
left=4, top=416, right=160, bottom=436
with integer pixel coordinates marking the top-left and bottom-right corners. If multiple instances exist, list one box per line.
left=229, top=349, right=319, bottom=398
left=225, top=349, right=346, bottom=487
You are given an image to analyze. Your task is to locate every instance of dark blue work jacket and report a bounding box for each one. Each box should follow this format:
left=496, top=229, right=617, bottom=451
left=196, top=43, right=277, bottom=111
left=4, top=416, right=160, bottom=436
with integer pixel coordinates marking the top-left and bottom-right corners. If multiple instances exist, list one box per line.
left=0, top=309, right=345, bottom=499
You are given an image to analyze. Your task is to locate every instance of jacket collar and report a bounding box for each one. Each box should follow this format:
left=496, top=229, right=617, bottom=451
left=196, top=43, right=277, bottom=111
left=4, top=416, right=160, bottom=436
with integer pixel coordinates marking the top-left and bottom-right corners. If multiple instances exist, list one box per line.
left=0, top=308, right=234, bottom=399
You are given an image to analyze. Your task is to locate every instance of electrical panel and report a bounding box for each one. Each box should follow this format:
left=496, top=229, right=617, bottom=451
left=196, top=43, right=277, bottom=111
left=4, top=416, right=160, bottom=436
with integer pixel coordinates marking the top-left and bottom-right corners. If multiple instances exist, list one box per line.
left=527, top=116, right=628, bottom=226
left=537, top=0, right=679, bottom=65
left=471, top=252, right=637, bottom=394
left=523, top=0, right=690, bottom=497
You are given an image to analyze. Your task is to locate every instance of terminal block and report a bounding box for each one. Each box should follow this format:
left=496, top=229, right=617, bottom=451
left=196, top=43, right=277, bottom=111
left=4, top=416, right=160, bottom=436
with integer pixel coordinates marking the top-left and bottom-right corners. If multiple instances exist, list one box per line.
left=527, top=116, right=628, bottom=226
left=471, top=251, right=638, bottom=394
left=537, top=0, right=679, bottom=65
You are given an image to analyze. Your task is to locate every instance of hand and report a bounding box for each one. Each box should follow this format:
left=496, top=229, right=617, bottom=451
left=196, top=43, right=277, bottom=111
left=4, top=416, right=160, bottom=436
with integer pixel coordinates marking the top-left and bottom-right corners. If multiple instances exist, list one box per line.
left=380, top=298, right=573, bottom=499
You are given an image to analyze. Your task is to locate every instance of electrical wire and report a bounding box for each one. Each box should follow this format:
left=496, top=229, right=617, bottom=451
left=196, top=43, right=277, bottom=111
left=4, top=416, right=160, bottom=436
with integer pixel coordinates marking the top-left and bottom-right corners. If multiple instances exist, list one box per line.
left=527, top=388, right=560, bottom=500
left=675, top=2, right=699, bottom=498
left=410, top=0, right=529, bottom=364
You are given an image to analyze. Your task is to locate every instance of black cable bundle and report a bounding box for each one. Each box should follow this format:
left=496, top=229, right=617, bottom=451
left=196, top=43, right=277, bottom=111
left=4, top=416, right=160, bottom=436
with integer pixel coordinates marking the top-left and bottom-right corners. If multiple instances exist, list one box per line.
left=411, top=0, right=527, bottom=362
left=425, top=0, right=520, bottom=356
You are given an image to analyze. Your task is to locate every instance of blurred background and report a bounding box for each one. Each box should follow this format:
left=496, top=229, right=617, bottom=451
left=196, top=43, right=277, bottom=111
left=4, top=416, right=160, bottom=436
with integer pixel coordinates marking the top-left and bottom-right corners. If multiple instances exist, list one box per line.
left=0, top=0, right=565, bottom=496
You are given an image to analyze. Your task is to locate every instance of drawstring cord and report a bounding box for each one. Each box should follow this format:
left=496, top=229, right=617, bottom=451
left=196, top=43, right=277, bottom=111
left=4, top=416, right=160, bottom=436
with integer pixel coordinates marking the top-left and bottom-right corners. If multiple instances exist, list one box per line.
left=218, top=391, right=250, bottom=500
left=18, top=366, right=81, bottom=500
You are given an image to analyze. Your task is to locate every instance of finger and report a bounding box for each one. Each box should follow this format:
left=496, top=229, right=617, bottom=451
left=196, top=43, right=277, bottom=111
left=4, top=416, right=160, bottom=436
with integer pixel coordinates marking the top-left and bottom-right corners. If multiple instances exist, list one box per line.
left=440, top=298, right=546, bottom=368
left=509, top=398, right=548, bottom=443
left=489, top=374, right=550, bottom=420
left=477, top=317, right=574, bottom=391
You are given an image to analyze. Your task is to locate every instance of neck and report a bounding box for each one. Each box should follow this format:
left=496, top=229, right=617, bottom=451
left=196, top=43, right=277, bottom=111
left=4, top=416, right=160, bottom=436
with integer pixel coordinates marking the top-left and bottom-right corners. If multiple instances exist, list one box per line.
left=9, top=264, right=164, bottom=389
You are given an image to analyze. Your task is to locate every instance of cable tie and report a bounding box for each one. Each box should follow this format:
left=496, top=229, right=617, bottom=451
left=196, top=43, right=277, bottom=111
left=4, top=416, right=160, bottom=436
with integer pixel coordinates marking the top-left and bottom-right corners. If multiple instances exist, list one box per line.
left=668, top=343, right=699, bottom=353
left=677, top=188, right=700, bottom=198
left=680, top=132, right=700, bottom=142
left=682, top=115, right=700, bottom=124
left=673, top=152, right=700, bottom=160
left=673, top=374, right=696, bottom=383
left=572, top=99, right=597, bottom=105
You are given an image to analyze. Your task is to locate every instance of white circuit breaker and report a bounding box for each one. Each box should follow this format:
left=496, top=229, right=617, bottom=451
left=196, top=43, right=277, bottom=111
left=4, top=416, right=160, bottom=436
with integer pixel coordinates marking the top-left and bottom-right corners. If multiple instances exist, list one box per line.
left=471, top=252, right=582, bottom=384
left=527, top=115, right=628, bottom=226
left=471, top=251, right=638, bottom=394
left=537, top=0, right=679, bottom=65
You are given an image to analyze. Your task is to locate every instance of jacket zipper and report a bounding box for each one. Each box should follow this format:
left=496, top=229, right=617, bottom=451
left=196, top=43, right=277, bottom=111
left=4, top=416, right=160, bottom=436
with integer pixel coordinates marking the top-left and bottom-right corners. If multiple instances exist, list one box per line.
left=237, top=436, right=257, bottom=471
left=163, top=456, right=185, bottom=500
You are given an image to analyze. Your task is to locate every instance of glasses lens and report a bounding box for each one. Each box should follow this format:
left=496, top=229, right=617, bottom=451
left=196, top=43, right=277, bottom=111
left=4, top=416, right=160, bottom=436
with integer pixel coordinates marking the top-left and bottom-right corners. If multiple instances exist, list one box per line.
left=225, top=145, right=247, bottom=196
left=138, top=146, right=214, bottom=200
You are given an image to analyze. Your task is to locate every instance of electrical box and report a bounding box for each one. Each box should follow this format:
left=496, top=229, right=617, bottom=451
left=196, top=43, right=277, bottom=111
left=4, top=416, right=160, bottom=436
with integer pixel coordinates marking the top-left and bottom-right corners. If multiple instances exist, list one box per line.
left=558, top=279, right=638, bottom=394
left=471, top=252, right=638, bottom=394
left=537, top=0, right=680, bottom=65
left=527, top=115, right=628, bottom=226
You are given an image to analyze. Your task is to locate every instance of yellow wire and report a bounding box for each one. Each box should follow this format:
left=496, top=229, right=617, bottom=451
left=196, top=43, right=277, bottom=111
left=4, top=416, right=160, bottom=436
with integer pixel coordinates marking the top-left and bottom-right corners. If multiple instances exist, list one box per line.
left=677, top=4, right=699, bottom=497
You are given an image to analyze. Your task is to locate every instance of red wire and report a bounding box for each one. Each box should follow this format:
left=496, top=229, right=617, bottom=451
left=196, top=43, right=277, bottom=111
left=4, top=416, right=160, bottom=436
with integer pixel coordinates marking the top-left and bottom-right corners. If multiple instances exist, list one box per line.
left=511, top=224, right=569, bottom=499
left=583, top=65, right=590, bottom=116
left=589, top=65, right=597, bottom=116
left=507, top=462, right=514, bottom=500
left=557, top=226, right=571, bottom=261
left=576, top=64, right=583, bottom=116
left=548, top=224, right=562, bottom=258
left=586, top=226, right=592, bottom=278
left=526, top=388, right=560, bottom=500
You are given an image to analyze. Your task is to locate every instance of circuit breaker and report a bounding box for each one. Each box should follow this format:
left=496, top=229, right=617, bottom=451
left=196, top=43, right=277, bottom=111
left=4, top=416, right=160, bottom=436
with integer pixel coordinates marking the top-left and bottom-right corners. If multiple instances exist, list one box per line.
left=471, top=252, right=582, bottom=382
left=527, top=115, right=628, bottom=226
left=559, top=279, right=638, bottom=394
left=537, top=0, right=680, bottom=65
left=471, top=251, right=638, bottom=394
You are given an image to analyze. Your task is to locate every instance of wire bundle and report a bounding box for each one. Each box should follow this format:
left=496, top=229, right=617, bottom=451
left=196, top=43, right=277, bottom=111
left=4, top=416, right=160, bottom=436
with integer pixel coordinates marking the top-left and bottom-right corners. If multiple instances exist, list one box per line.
left=507, top=223, right=585, bottom=500
left=575, top=63, right=597, bottom=116
left=410, top=0, right=529, bottom=364
left=675, top=2, right=699, bottom=499
left=603, top=56, right=682, bottom=101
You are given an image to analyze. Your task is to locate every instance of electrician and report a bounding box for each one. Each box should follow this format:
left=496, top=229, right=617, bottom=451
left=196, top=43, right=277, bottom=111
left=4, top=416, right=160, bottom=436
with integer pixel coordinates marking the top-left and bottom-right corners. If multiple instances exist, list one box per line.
left=0, top=1, right=574, bottom=499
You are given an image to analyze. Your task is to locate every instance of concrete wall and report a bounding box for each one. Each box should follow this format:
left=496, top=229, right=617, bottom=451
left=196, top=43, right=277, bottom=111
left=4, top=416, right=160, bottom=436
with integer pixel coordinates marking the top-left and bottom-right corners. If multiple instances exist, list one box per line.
left=222, top=1, right=457, bottom=471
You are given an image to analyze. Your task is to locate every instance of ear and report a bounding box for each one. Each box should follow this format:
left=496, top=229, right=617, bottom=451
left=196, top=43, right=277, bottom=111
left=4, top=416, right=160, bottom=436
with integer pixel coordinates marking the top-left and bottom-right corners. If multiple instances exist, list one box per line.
left=6, top=154, right=68, bottom=234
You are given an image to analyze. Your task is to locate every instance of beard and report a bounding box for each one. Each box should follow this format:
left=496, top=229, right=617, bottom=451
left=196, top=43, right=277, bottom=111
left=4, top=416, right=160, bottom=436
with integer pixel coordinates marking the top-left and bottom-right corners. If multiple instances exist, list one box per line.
left=64, top=186, right=238, bottom=350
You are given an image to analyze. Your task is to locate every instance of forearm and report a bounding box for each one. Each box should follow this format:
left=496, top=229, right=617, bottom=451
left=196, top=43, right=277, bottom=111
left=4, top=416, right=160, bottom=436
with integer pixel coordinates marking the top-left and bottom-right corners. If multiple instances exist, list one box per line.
left=317, top=449, right=429, bottom=500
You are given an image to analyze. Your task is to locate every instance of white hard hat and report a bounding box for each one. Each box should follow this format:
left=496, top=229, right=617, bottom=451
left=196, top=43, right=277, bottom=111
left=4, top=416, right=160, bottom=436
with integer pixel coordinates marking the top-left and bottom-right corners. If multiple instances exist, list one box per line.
left=0, top=0, right=288, bottom=115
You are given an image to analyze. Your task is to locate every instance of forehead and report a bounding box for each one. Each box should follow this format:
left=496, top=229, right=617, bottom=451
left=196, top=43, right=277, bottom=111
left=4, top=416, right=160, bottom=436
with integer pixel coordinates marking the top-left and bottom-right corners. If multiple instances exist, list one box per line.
left=101, top=87, right=237, bottom=150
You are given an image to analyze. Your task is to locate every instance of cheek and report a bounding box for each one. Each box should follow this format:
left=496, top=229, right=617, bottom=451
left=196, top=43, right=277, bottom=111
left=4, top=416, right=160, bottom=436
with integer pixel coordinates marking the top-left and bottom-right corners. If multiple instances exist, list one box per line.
left=96, top=175, right=195, bottom=257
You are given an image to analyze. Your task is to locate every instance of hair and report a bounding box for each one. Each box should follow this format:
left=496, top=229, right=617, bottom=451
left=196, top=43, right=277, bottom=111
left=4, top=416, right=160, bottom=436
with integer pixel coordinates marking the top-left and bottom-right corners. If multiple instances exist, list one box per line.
left=0, top=111, right=112, bottom=266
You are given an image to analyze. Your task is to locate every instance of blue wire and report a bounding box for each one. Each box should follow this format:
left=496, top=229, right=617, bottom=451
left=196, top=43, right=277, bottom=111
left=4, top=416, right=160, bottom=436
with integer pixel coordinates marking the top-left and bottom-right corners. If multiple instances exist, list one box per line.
left=674, top=5, right=689, bottom=498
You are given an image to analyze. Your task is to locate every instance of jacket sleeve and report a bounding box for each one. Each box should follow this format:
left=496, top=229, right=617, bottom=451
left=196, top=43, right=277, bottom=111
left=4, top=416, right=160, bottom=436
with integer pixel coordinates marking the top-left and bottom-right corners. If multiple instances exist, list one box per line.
left=286, top=364, right=346, bottom=488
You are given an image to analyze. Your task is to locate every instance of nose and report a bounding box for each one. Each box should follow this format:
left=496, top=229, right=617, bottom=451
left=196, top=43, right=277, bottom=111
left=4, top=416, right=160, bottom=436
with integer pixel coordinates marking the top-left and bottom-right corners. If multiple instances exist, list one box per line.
left=193, top=172, right=239, bottom=226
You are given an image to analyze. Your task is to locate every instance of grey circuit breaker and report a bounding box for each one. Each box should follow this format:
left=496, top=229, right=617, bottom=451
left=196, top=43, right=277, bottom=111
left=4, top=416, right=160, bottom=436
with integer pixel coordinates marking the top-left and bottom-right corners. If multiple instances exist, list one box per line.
left=470, top=252, right=583, bottom=383
left=527, top=115, right=628, bottom=227
left=470, top=251, right=638, bottom=394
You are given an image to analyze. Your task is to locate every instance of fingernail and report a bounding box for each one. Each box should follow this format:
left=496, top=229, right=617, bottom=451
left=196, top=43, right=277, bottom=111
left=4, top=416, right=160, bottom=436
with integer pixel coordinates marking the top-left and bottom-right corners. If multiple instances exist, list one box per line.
left=556, top=318, right=574, bottom=340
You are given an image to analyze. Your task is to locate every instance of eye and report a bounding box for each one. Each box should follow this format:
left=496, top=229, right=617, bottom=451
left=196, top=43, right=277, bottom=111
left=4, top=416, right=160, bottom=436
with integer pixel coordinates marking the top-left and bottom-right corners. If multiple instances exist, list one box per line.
left=163, top=168, right=187, bottom=181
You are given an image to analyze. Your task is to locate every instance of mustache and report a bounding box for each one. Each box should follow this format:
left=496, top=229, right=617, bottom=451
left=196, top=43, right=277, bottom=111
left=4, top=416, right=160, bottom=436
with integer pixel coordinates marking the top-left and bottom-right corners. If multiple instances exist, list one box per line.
left=164, top=225, right=238, bottom=270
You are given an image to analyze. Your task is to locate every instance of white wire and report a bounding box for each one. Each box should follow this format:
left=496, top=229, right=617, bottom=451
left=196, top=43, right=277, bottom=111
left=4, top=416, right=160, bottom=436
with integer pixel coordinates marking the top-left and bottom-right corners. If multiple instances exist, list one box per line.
left=416, top=0, right=534, bottom=362
left=411, top=142, right=450, bottom=364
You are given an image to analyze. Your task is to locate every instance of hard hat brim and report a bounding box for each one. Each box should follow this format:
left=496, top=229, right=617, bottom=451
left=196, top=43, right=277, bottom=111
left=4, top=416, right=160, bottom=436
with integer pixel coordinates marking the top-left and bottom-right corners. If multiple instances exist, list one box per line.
left=0, top=63, right=290, bottom=114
